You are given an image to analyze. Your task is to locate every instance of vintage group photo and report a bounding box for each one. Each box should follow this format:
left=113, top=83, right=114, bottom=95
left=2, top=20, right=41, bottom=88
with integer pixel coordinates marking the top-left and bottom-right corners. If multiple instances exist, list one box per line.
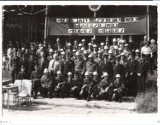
left=2, top=4, right=158, bottom=116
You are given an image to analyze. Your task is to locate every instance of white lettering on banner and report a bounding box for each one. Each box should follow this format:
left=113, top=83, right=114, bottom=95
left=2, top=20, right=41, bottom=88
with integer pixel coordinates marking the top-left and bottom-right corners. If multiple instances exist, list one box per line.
left=56, top=18, right=69, bottom=23
left=98, top=28, right=125, bottom=33
left=95, top=18, right=121, bottom=23
left=68, top=29, right=93, bottom=34
left=124, top=17, right=138, bottom=22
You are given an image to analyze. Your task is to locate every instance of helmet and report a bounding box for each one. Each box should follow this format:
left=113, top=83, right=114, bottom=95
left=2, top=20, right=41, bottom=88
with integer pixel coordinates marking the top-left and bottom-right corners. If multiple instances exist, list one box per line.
left=102, top=72, right=109, bottom=77
left=93, top=44, right=97, bottom=48
left=88, top=43, right=92, bottom=46
left=118, top=48, right=122, bottom=51
left=135, top=49, right=140, bottom=53
left=67, top=72, right=72, bottom=76
left=57, top=71, right=62, bottom=75
left=49, top=49, right=54, bottom=53
left=67, top=43, right=71, bottom=46
left=104, top=45, right=109, bottom=50
left=76, top=51, right=80, bottom=56
left=88, top=54, right=93, bottom=58
left=61, top=51, right=65, bottom=55
left=116, top=74, right=121, bottom=78
left=100, top=42, right=104, bottom=46
left=124, top=44, right=129, bottom=47
left=98, top=51, right=102, bottom=54
left=72, top=49, right=76, bottom=52
left=60, top=49, right=64, bottom=52
left=112, top=38, right=117, bottom=42
left=82, top=39, right=86, bottom=42
left=78, top=43, right=82, bottom=47
left=85, top=72, right=90, bottom=76
left=93, top=71, right=98, bottom=76
left=44, top=68, right=49, bottom=73
left=81, top=47, right=84, bottom=51
left=83, top=50, right=88, bottom=54
left=108, top=50, right=113, bottom=54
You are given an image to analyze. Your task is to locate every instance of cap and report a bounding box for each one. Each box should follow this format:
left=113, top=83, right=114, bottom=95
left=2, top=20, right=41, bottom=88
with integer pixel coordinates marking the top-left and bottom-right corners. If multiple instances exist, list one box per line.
left=135, top=49, right=140, bottom=53
left=112, top=38, right=117, bottom=42
left=93, top=71, right=98, bottom=76
left=85, top=72, right=90, bottom=76
left=116, top=74, right=121, bottom=78
left=102, top=72, right=109, bottom=77
left=44, top=68, right=49, bottom=73
left=57, top=71, right=62, bottom=75
left=67, top=72, right=72, bottom=76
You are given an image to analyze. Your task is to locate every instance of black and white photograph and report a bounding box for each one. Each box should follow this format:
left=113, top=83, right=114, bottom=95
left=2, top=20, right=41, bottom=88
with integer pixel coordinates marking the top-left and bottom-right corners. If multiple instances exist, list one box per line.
left=1, top=1, right=158, bottom=123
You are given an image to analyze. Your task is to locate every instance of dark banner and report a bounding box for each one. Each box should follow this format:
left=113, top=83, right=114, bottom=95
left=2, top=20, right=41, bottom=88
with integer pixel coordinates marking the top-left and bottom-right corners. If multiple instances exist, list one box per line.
left=48, top=15, right=146, bottom=36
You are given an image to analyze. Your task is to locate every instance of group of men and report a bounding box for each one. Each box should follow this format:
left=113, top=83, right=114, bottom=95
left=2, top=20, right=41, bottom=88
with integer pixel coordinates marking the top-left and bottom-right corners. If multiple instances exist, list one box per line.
left=3, top=35, right=157, bottom=102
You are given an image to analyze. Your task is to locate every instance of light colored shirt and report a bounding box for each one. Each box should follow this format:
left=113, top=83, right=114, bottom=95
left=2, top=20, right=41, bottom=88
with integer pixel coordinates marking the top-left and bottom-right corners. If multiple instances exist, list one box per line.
left=141, top=46, right=151, bottom=55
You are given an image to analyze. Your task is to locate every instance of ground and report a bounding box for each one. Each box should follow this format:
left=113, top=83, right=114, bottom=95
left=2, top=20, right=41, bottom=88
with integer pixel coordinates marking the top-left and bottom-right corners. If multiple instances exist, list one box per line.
left=2, top=96, right=136, bottom=116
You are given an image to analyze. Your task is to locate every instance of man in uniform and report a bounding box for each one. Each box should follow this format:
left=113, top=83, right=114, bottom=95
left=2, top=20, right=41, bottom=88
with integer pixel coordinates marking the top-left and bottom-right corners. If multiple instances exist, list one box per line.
left=70, top=72, right=83, bottom=99
left=97, top=72, right=111, bottom=100
left=41, top=68, right=54, bottom=98
left=110, top=74, right=125, bottom=102
left=126, top=54, right=138, bottom=96
left=137, top=57, right=148, bottom=93
left=113, top=57, right=125, bottom=82
left=54, top=71, right=66, bottom=97
left=79, top=71, right=94, bottom=101
left=30, top=64, right=42, bottom=99
left=17, top=65, right=27, bottom=79
left=63, top=54, right=75, bottom=78
left=74, top=51, right=85, bottom=75
left=100, top=53, right=113, bottom=81
left=84, top=54, right=98, bottom=75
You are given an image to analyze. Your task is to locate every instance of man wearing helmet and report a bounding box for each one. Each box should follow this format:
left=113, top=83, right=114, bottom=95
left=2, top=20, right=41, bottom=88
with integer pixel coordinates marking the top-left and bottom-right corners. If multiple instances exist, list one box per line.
left=110, top=74, right=125, bottom=102
left=41, top=68, right=54, bottom=98
left=79, top=71, right=94, bottom=101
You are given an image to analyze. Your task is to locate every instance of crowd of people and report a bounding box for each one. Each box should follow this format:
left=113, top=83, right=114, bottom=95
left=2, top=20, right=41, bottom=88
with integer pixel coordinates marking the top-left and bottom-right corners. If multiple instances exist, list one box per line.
left=3, top=35, right=157, bottom=102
